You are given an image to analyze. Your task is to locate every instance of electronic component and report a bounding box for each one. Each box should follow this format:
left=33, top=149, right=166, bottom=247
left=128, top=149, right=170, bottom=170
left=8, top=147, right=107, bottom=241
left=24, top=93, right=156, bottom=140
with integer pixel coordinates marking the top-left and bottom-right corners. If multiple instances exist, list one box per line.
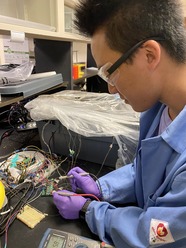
left=38, top=228, right=101, bottom=248
left=0, top=74, right=63, bottom=98
left=0, top=150, right=57, bottom=185
left=41, top=180, right=59, bottom=196
left=16, top=121, right=37, bottom=131
left=0, top=150, right=45, bottom=184
left=17, top=204, right=46, bottom=229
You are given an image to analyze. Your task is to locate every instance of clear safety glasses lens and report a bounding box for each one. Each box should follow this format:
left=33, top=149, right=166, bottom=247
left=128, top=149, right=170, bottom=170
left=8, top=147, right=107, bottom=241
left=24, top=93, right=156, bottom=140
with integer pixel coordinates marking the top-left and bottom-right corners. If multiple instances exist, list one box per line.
left=98, top=62, right=120, bottom=86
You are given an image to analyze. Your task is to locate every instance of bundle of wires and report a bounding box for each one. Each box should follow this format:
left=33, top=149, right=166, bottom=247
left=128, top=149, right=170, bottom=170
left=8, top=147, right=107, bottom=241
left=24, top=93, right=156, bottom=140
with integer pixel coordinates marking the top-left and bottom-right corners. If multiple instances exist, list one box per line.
left=0, top=181, right=36, bottom=236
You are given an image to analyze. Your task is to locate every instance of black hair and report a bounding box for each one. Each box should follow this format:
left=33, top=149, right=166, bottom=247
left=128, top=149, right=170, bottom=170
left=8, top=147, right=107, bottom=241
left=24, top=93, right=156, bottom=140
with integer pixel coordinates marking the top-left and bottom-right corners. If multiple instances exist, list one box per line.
left=74, top=0, right=186, bottom=63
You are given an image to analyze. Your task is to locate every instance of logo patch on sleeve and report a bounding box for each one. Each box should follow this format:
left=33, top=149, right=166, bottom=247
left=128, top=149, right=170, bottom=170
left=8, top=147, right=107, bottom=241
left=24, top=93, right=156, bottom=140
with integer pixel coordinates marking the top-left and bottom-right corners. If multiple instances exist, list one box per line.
left=149, top=219, right=175, bottom=245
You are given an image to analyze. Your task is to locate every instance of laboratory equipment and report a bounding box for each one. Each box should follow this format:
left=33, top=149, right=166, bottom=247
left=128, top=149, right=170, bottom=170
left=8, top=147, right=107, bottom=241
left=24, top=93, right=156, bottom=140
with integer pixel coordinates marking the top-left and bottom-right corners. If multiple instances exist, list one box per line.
left=38, top=228, right=100, bottom=248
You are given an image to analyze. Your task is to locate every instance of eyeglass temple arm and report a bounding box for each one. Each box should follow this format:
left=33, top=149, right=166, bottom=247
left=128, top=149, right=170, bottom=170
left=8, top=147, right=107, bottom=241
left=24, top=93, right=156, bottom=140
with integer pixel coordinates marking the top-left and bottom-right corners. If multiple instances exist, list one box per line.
left=107, top=37, right=165, bottom=75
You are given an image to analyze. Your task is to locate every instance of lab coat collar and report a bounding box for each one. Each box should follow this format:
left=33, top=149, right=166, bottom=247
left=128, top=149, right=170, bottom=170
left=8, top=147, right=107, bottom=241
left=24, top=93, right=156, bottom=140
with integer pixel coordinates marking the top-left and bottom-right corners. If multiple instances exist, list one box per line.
left=161, top=105, right=186, bottom=153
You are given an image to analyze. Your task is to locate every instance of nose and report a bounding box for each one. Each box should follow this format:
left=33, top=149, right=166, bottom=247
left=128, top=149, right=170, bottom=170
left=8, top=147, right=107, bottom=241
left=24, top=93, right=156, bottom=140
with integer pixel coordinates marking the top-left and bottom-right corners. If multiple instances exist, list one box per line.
left=108, top=84, right=118, bottom=94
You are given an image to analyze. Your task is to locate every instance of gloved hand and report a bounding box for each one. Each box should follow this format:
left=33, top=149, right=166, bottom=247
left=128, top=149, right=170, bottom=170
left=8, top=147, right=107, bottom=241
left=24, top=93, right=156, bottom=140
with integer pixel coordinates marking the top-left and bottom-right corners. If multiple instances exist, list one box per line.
left=52, top=190, right=87, bottom=219
left=67, top=167, right=101, bottom=198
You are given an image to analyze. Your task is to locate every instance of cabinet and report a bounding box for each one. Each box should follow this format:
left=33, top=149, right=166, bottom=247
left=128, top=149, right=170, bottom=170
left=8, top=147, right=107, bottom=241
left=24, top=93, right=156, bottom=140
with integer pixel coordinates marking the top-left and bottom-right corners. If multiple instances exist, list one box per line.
left=0, top=0, right=88, bottom=42
left=34, top=39, right=97, bottom=90
left=0, top=1, right=96, bottom=92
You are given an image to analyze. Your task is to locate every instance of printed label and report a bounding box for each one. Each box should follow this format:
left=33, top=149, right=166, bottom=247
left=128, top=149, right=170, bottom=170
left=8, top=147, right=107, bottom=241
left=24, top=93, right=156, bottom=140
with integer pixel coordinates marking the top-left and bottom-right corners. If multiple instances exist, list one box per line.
left=149, top=218, right=175, bottom=245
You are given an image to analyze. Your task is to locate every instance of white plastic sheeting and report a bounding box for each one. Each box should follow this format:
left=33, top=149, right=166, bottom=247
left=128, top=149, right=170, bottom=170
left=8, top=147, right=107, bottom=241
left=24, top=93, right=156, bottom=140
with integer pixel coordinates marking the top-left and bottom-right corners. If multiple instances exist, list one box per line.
left=0, top=62, right=34, bottom=85
left=25, top=90, right=140, bottom=166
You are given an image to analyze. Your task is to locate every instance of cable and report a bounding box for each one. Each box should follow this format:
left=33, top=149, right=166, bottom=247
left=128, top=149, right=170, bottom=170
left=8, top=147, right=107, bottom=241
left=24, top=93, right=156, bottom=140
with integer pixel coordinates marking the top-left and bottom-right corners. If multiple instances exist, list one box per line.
left=0, top=181, right=36, bottom=235
left=72, top=193, right=100, bottom=201
left=73, top=134, right=82, bottom=167
left=40, top=120, right=83, bottom=169
left=41, top=120, right=52, bottom=155
left=0, top=110, right=10, bottom=117
left=7, top=102, right=30, bottom=128
left=89, top=173, right=103, bottom=199
left=0, top=128, right=14, bottom=146
left=4, top=210, right=20, bottom=248
left=55, top=156, right=69, bottom=178
left=27, top=189, right=42, bottom=204
left=0, top=153, right=14, bottom=160
left=56, top=191, right=100, bottom=202
left=96, top=137, right=115, bottom=177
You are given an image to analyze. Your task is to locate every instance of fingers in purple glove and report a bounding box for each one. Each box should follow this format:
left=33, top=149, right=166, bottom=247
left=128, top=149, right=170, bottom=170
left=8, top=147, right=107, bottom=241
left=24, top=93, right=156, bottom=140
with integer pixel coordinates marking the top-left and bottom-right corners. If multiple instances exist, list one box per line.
left=52, top=190, right=87, bottom=219
left=67, top=167, right=89, bottom=192
left=66, top=167, right=101, bottom=198
left=67, top=167, right=85, bottom=176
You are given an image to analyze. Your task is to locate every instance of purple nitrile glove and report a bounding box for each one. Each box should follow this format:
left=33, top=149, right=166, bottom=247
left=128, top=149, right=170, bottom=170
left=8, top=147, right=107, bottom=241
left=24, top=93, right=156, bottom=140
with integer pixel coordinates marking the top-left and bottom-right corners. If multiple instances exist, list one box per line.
left=52, top=190, right=87, bottom=219
left=67, top=167, right=101, bottom=198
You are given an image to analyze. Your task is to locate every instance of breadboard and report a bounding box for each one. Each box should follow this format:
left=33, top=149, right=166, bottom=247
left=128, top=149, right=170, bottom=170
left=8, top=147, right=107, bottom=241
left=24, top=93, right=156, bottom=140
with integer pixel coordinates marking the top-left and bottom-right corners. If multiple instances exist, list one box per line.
left=17, top=204, right=46, bottom=228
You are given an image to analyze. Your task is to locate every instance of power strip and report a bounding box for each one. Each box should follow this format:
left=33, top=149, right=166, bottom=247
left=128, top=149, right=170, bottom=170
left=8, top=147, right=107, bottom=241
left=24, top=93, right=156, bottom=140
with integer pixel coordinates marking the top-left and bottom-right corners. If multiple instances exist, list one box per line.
left=16, top=121, right=37, bottom=131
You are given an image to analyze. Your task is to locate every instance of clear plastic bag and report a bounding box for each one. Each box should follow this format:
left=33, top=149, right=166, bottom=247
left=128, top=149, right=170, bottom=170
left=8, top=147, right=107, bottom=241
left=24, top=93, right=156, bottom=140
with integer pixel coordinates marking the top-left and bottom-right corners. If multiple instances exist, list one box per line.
left=25, top=90, right=140, bottom=166
left=0, top=61, right=34, bottom=85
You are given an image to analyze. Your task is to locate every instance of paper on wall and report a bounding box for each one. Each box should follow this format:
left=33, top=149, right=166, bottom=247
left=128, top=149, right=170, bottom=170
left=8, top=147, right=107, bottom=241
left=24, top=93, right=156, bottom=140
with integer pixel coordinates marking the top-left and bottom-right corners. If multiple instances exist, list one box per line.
left=0, top=35, right=29, bottom=65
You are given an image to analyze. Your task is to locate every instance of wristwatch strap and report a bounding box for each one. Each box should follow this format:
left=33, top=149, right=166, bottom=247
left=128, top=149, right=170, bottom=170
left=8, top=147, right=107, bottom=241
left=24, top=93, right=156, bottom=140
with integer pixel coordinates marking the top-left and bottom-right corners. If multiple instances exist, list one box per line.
left=79, top=200, right=92, bottom=220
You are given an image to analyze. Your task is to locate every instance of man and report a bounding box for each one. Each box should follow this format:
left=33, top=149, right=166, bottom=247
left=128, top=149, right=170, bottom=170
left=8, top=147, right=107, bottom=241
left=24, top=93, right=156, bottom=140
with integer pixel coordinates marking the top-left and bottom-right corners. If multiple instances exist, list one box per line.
left=53, top=0, right=186, bottom=247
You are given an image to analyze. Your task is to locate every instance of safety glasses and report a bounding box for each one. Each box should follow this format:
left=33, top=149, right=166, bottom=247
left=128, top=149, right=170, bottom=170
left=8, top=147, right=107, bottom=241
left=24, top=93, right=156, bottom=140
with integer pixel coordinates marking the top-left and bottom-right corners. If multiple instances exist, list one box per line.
left=98, top=37, right=164, bottom=86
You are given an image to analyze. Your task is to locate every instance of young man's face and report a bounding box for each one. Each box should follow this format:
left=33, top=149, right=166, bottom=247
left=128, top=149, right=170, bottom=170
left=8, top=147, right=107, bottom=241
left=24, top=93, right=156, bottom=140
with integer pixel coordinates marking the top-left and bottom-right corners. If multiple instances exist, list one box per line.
left=91, top=29, right=162, bottom=112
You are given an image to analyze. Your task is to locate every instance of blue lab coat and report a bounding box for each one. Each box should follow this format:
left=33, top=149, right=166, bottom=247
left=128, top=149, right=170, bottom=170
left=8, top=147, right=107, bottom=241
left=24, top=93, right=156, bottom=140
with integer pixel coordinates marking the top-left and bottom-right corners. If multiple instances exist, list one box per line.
left=85, top=102, right=186, bottom=248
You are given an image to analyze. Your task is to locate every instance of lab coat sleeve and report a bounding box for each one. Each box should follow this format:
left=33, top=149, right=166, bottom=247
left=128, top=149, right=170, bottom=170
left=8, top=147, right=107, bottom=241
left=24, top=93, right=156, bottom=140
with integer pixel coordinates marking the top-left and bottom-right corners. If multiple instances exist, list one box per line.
left=86, top=170, right=186, bottom=248
left=97, top=162, right=137, bottom=204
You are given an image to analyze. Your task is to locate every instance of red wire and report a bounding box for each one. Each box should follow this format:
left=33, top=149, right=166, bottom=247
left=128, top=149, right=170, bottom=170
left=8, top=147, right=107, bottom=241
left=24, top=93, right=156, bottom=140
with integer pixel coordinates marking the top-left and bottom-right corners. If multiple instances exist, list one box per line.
left=71, top=193, right=100, bottom=201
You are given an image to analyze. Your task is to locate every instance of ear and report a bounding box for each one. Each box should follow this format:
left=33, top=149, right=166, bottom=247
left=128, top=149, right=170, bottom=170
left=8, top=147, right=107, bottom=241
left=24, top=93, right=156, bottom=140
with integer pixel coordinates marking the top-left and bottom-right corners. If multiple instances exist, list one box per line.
left=142, top=40, right=161, bottom=70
